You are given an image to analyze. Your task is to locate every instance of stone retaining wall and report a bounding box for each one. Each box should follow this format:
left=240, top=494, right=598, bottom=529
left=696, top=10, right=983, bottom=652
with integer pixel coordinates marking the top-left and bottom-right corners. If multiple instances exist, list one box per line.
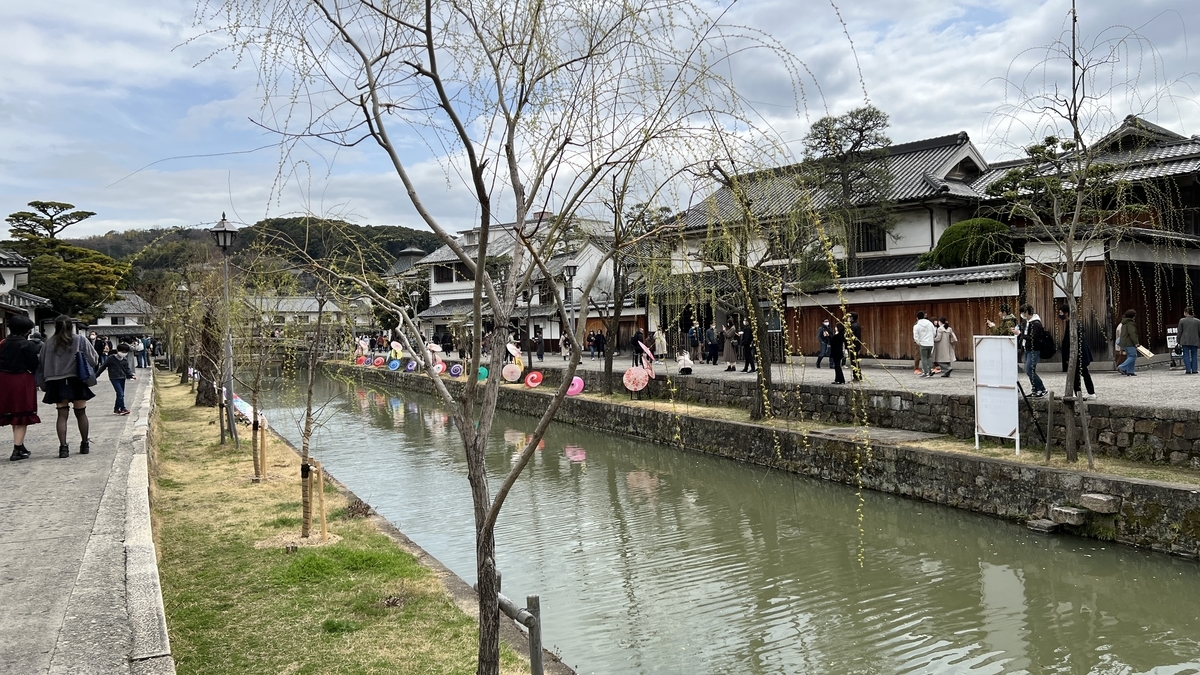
left=527, top=365, right=1200, bottom=469
left=329, top=362, right=1200, bottom=560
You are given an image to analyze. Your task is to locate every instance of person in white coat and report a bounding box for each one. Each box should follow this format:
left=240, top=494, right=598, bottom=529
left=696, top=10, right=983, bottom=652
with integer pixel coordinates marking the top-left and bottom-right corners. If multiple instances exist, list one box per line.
left=912, top=311, right=936, bottom=377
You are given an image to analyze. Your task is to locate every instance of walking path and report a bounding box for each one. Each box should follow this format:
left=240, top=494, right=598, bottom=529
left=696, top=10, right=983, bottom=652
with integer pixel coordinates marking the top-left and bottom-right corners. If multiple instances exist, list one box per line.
left=503, top=351, right=1197, bottom=411
left=0, top=371, right=172, bottom=675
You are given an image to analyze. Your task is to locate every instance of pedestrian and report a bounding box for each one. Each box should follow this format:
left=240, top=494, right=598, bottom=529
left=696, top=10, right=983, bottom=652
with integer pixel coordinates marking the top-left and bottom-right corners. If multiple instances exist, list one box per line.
left=593, top=330, right=607, bottom=361
left=721, top=320, right=739, bottom=372
left=1116, top=309, right=1140, bottom=376
left=1058, top=304, right=1095, bottom=398
left=829, top=321, right=846, bottom=384
left=631, top=327, right=646, bottom=366
left=535, top=332, right=544, bottom=361
left=654, top=330, right=667, bottom=361
left=740, top=318, right=756, bottom=372
left=677, top=350, right=694, bottom=375
left=847, top=312, right=863, bottom=381
left=1019, top=304, right=1049, bottom=395
left=815, top=318, right=831, bottom=369
left=36, top=316, right=99, bottom=458
left=1178, top=307, right=1200, bottom=374
left=912, top=311, right=936, bottom=377
left=96, top=343, right=134, bottom=415
left=1, top=315, right=42, bottom=461
left=687, top=325, right=701, bottom=361
left=933, top=316, right=958, bottom=377
left=587, top=331, right=596, bottom=360
left=561, top=333, right=571, bottom=360
left=986, top=303, right=1019, bottom=336
left=132, top=334, right=146, bottom=368
left=704, top=323, right=719, bottom=365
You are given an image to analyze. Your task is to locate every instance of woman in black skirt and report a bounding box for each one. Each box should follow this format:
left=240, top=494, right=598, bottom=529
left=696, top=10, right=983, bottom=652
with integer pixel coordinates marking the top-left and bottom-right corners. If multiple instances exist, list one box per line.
left=1, top=315, right=42, bottom=461
left=36, top=316, right=99, bottom=458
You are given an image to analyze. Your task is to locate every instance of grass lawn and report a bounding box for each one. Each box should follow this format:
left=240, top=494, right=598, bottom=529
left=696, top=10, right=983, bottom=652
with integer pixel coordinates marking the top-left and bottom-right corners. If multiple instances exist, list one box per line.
left=152, top=377, right=525, bottom=675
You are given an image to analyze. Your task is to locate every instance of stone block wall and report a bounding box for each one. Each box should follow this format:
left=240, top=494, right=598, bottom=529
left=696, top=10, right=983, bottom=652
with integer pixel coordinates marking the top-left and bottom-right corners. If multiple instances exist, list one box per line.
left=330, top=362, right=1200, bottom=559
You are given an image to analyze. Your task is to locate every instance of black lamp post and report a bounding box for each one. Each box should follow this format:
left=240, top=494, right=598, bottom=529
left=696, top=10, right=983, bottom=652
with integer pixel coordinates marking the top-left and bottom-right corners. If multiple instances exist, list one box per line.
left=209, top=213, right=239, bottom=447
left=563, top=259, right=578, bottom=354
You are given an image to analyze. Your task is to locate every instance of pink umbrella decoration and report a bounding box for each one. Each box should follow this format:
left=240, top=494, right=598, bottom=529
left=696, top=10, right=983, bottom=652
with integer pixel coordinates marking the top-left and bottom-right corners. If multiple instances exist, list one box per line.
left=524, top=371, right=544, bottom=388
left=639, top=341, right=656, bottom=362
left=505, top=342, right=522, bottom=358
left=566, top=376, right=585, bottom=396
left=623, top=367, right=649, bottom=391
left=502, top=363, right=523, bottom=382
left=564, top=445, right=587, bottom=463
left=372, top=356, right=386, bottom=367
left=433, top=360, right=447, bottom=375
left=355, top=355, right=366, bottom=365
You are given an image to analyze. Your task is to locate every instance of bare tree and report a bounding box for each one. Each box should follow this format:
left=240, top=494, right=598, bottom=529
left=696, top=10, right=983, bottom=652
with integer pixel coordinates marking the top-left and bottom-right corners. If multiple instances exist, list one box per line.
left=987, top=2, right=1195, bottom=466
left=201, top=1, right=810, bottom=670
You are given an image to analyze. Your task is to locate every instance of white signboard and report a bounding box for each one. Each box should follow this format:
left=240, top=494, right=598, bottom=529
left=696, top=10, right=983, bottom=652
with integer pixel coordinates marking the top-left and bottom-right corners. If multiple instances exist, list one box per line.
left=974, top=335, right=1020, bottom=454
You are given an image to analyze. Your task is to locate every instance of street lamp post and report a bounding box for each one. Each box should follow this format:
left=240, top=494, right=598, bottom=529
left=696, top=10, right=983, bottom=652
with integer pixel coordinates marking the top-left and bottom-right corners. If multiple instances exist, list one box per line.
left=563, top=259, right=578, bottom=357
left=210, top=213, right=239, bottom=447
left=409, top=289, right=421, bottom=344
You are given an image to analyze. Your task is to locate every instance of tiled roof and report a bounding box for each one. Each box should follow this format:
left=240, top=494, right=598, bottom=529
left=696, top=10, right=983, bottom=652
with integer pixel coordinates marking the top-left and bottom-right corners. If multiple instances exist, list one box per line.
left=417, top=228, right=520, bottom=265
left=103, top=291, right=155, bottom=316
left=3, top=289, right=52, bottom=308
left=418, top=298, right=481, bottom=320
left=803, top=262, right=1022, bottom=294
left=855, top=255, right=922, bottom=277
left=0, top=249, right=30, bottom=268
left=676, top=132, right=986, bottom=231
left=247, top=296, right=342, bottom=314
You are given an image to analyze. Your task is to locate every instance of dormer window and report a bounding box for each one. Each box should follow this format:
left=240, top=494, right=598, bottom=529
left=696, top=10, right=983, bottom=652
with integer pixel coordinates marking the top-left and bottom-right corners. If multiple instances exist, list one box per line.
left=945, top=158, right=981, bottom=183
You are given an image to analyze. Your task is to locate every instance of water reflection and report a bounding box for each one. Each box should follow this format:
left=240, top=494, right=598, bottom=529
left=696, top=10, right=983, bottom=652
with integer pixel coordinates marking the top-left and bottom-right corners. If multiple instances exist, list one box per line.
left=258, top=375, right=1200, bottom=675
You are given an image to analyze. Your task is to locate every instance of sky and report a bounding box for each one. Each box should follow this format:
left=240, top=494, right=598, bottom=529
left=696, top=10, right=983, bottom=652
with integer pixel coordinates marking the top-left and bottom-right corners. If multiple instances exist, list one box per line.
left=0, top=0, right=1197, bottom=239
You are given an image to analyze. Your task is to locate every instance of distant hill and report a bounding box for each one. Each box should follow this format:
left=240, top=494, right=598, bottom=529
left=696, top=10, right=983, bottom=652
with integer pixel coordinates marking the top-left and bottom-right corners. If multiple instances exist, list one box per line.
left=67, top=218, right=443, bottom=274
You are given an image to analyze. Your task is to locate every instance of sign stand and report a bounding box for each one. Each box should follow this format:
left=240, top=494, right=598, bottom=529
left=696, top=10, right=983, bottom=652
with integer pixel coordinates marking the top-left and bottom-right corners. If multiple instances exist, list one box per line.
left=974, top=336, right=1020, bottom=455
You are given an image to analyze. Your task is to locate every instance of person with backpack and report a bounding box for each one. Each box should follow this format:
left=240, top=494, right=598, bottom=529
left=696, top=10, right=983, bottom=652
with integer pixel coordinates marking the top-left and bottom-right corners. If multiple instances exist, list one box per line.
left=1019, top=304, right=1050, bottom=396
left=96, top=343, right=135, bottom=415
left=36, top=316, right=99, bottom=458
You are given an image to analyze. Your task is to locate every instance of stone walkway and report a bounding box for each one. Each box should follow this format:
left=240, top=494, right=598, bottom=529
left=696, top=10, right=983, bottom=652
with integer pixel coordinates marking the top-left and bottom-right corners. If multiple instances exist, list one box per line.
left=511, top=351, right=1198, bottom=411
left=0, top=371, right=172, bottom=675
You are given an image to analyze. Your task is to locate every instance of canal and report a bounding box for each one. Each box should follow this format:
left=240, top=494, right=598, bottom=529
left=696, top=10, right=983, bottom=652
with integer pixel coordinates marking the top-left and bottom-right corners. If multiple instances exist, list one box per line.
left=258, top=374, right=1200, bottom=674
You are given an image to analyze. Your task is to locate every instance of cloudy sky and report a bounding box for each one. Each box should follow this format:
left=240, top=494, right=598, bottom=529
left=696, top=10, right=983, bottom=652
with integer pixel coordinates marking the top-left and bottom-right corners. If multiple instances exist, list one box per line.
left=1, top=0, right=1196, bottom=238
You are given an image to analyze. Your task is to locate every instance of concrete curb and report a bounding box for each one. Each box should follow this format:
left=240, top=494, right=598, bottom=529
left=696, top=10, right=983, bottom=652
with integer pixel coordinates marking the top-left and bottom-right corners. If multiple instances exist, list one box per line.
left=126, top=374, right=174, bottom=674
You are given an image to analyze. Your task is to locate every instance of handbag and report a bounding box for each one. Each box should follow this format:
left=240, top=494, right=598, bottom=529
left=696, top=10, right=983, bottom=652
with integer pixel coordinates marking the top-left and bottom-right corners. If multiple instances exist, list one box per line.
left=75, top=337, right=98, bottom=386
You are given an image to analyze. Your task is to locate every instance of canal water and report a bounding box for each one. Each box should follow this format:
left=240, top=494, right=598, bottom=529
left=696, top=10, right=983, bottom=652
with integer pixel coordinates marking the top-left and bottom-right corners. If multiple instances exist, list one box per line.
left=258, top=374, right=1200, bottom=674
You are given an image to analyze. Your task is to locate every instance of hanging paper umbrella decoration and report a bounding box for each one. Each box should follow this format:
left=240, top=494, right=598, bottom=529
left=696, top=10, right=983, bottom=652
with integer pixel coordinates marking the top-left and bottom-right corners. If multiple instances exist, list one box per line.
left=433, top=361, right=447, bottom=375
left=449, top=363, right=464, bottom=377
left=478, top=366, right=489, bottom=381
left=355, top=355, right=366, bottom=366
left=405, top=359, right=418, bottom=372
left=623, top=367, right=649, bottom=391
left=524, top=371, right=543, bottom=388
left=505, top=343, right=522, bottom=358
left=644, top=361, right=655, bottom=379
left=502, top=363, right=522, bottom=382
left=639, top=341, right=656, bottom=362
left=372, top=356, right=386, bottom=367
left=391, top=341, right=403, bottom=352
left=513, top=355, right=524, bottom=370
left=566, top=376, right=585, bottom=396
left=387, top=359, right=401, bottom=371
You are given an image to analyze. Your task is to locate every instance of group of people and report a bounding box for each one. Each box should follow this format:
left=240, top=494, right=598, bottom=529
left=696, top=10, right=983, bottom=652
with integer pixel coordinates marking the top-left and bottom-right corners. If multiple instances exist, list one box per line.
left=1, top=316, right=150, bottom=463
left=911, top=312, right=960, bottom=378
left=88, top=331, right=159, bottom=369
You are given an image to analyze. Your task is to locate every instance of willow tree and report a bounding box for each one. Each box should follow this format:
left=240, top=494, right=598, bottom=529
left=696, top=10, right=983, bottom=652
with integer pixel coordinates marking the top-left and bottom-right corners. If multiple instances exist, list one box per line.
left=987, top=4, right=1189, bottom=466
left=201, top=0, right=811, bottom=671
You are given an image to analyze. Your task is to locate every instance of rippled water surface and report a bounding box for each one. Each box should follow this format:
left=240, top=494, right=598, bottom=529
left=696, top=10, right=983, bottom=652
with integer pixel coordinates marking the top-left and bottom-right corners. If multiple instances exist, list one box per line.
left=259, top=375, right=1200, bottom=674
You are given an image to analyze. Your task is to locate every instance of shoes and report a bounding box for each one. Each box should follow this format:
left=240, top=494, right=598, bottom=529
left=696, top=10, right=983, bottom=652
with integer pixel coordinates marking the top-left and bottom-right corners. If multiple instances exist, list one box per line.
left=9, top=445, right=30, bottom=461
left=1030, top=390, right=1047, bottom=398
left=120, top=409, right=131, bottom=415
left=114, top=410, right=124, bottom=415
left=1083, top=393, right=1097, bottom=400
left=941, top=369, right=953, bottom=378
left=59, top=445, right=70, bottom=458
left=79, top=439, right=90, bottom=455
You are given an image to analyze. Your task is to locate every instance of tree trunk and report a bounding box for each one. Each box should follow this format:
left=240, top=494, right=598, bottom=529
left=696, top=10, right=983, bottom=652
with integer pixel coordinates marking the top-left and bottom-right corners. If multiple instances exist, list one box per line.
left=603, top=268, right=625, bottom=395
left=194, top=304, right=220, bottom=407
left=749, top=297, right=773, bottom=420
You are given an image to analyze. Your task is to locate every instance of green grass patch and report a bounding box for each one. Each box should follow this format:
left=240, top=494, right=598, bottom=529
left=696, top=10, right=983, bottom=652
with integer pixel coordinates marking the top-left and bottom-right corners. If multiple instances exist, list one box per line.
left=152, top=379, right=526, bottom=675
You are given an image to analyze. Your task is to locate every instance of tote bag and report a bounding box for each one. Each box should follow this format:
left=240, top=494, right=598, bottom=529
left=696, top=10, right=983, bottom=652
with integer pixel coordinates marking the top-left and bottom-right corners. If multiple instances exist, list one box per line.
left=75, top=337, right=98, bottom=386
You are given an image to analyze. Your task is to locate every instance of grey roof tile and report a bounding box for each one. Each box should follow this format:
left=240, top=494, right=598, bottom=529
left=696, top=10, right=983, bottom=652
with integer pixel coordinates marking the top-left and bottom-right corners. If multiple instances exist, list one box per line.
left=803, top=262, right=1022, bottom=293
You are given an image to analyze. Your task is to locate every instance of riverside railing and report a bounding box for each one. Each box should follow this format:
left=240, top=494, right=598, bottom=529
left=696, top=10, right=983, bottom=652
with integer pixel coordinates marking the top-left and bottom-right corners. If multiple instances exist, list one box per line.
left=474, top=574, right=544, bottom=675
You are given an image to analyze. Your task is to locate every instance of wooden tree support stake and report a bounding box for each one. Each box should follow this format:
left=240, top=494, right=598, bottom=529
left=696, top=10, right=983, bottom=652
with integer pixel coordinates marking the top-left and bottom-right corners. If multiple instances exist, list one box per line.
left=316, top=460, right=328, bottom=541
left=1044, top=390, right=1054, bottom=462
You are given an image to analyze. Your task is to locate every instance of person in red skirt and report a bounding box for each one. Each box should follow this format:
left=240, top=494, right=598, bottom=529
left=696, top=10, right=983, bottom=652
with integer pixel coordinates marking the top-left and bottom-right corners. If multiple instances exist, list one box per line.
left=1, top=315, right=42, bottom=461
left=36, top=316, right=99, bottom=458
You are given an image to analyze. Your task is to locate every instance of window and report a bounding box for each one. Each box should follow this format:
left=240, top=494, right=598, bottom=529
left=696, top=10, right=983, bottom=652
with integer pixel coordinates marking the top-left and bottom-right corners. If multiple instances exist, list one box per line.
left=539, top=282, right=553, bottom=305
left=455, top=263, right=475, bottom=282
left=853, top=222, right=887, bottom=253
left=433, top=265, right=454, bottom=283
left=273, top=315, right=285, bottom=324
left=296, top=315, right=310, bottom=324
left=111, top=316, right=125, bottom=325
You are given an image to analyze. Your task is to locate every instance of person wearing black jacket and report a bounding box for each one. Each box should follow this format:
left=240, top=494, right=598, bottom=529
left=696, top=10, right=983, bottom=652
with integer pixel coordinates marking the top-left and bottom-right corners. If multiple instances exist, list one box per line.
left=847, top=313, right=863, bottom=381
left=1019, top=304, right=1048, bottom=397
left=96, top=343, right=135, bottom=415
left=829, top=322, right=846, bottom=384
left=1058, top=304, right=1095, bottom=399
left=1, top=315, right=42, bottom=461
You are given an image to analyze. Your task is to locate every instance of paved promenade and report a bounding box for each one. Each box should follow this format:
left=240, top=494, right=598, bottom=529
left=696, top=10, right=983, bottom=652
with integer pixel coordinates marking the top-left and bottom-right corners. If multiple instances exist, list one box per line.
left=0, top=372, right=172, bottom=674
left=513, top=351, right=1194, bottom=411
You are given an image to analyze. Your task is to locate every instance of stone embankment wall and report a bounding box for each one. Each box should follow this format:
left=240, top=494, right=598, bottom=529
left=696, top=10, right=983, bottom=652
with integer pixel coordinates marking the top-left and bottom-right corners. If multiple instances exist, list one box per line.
left=527, top=366, right=1200, bottom=469
left=328, top=362, right=1200, bottom=560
